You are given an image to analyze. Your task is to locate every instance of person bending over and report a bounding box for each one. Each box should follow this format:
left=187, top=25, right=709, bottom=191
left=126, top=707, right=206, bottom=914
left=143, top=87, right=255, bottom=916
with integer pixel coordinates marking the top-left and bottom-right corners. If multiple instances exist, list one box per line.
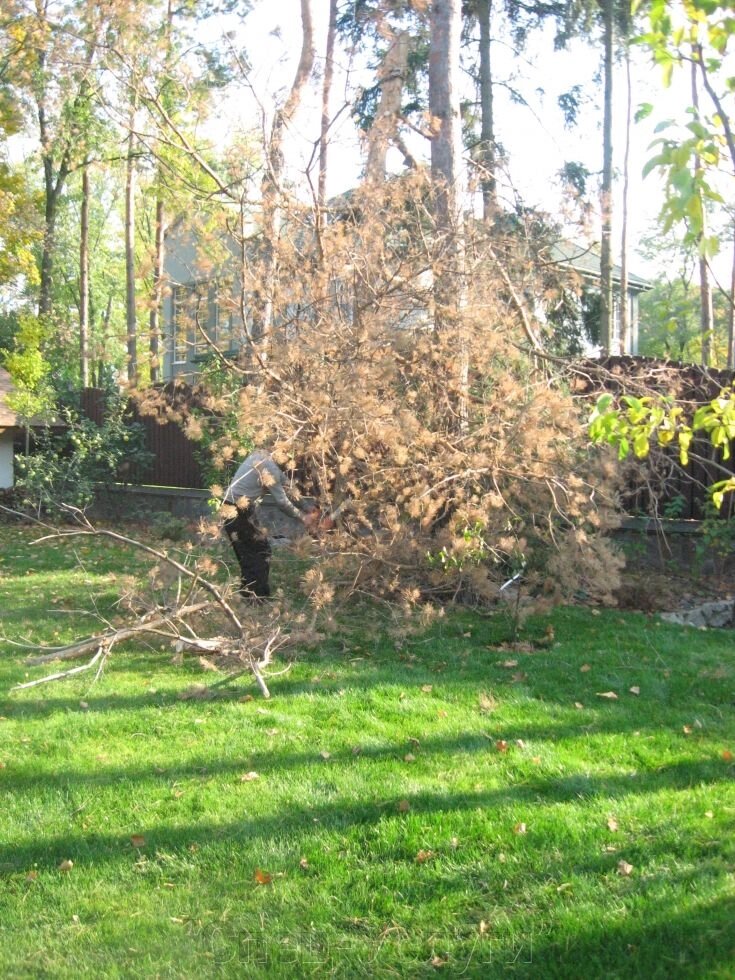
left=222, top=450, right=319, bottom=598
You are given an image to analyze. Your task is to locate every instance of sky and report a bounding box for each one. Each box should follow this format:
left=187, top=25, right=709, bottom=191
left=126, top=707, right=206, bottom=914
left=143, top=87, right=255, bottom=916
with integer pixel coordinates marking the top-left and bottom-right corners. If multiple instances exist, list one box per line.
left=209, top=0, right=701, bottom=283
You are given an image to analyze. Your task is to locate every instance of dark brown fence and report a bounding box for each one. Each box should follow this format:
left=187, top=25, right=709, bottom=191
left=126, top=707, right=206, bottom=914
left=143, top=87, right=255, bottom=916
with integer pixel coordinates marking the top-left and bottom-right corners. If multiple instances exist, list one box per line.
left=79, top=388, right=205, bottom=489
left=573, top=356, right=735, bottom=522
left=80, top=359, right=735, bottom=515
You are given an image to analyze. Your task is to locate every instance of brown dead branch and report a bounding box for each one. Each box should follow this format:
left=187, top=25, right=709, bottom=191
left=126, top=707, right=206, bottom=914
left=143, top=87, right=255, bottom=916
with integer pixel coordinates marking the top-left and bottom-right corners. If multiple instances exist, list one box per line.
left=5, top=509, right=313, bottom=699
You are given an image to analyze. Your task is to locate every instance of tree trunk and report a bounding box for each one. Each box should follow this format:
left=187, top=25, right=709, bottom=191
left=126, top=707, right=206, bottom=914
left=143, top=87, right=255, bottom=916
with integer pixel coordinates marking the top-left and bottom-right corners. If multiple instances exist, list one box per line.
left=429, top=0, right=465, bottom=325
left=96, top=293, right=113, bottom=387
left=599, top=0, right=615, bottom=354
left=619, top=49, right=631, bottom=353
left=318, top=0, right=338, bottom=209
left=477, top=0, right=496, bottom=219
left=365, top=31, right=410, bottom=183
left=257, top=0, right=315, bottom=352
left=79, top=163, right=90, bottom=386
left=429, top=0, right=468, bottom=428
left=728, top=221, right=735, bottom=369
left=149, top=196, right=166, bottom=383
left=148, top=0, right=172, bottom=384
left=125, top=96, right=138, bottom=385
left=691, top=62, right=713, bottom=365
left=39, top=168, right=63, bottom=320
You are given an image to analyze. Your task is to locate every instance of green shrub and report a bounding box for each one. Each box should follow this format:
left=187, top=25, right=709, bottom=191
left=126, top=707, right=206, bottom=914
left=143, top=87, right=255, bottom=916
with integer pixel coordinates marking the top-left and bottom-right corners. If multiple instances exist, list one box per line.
left=14, top=393, right=152, bottom=516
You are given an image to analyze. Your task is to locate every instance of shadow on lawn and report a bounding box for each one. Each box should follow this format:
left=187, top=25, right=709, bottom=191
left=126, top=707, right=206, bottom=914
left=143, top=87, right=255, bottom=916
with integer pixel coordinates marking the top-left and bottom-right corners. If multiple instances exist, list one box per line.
left=1, top=756, right=732, bottom=874
left=508, top=894, right=735, bottom=979
left=3, top=704, right=733, bottom=794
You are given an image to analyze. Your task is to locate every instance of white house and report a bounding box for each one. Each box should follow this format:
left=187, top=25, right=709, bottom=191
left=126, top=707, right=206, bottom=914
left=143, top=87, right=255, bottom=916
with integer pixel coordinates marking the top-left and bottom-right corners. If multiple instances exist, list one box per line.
left=0, top=368, right=17, bottom=488
left=549, top=241, right=651, bottom=355
left=159, top=217, right=651, bottom=382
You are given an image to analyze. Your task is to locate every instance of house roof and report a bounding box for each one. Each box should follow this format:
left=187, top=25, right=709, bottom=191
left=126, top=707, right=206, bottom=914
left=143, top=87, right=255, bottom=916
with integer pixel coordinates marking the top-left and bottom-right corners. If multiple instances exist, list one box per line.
left=0, top=368, right=18, bottom=428
left=550, top=241, right=652, bottom=292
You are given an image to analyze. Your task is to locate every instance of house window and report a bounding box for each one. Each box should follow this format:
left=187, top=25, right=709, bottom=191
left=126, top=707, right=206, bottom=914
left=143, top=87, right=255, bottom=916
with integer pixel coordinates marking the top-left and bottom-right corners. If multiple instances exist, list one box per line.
left=212, top=284, right=238, bottom=352
left=172, top=284, right=206, bottom=363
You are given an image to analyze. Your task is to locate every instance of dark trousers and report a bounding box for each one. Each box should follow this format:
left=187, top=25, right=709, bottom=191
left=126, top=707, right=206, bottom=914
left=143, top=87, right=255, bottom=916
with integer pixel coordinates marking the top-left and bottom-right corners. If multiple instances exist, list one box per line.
left=223, top=505, right=272, bottom=598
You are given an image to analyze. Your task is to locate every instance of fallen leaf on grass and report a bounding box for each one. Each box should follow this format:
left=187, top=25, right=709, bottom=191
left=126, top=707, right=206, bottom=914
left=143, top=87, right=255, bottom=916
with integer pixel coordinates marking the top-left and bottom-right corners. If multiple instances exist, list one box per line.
left=596, top=691, right=619, bottom=700
left=415, top=849, right=434, bottom=863
left=513, top=822, right=527, bottom=835
left=574, top=702, right=584, bottom=710
left=79, top=701, right=89, bottom=710
left=496, top=740, right=509, bottom=753
left=607, top=817, right=619, bottom=832
left=722, top=750, right=733, bottom=762
left=705, top=811, right=714, bottom=819
left=431, top=954, right=449, bottom=967
left=178, top=684, right=212, bottom=701
left=238, top=694, right=254, bottom=703
left=397, top=799, right=411, bottom=813
left=254, top=868, right=272, bottom=885
left=511, top=671, right=528, bottom=683
left=240, top=771, right=260, bottom=782
left=299, top=857, right=309, bottom=870
left=515, top=739, right=526, bottom=749
left=683, top=725, right=693, bottom=735
left=499, top=659, right=519, bottom=668
left=478, top=692, right=497, bottom=713
left=404, top=753, right=416, bottom=763
left=580, top=664, right=592, bottom=673
left=479, top=919, right=490, bottom=934
left=617, top=860, right=634, bottom=876
left=26, top=870, right=38, bottom=882
left=58, top=860, right=74, bottom=872
left=421, top=684, right=433, bottom=693
left=629, top=686, right=640, bottom=696
left=319, top=751, right=331, bottom=761
left=130, top=835, right=146, bottom=848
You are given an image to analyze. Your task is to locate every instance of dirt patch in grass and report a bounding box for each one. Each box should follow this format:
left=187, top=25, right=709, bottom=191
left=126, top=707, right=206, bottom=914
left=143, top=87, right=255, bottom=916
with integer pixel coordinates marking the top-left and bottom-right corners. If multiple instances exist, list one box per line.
left=614, top=565, right=735, bottom=615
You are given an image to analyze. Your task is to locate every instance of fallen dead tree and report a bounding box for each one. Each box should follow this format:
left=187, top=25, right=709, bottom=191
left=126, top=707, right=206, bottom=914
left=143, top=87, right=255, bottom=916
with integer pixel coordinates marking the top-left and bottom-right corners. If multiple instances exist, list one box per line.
left=3, top=506, right=320, bottom=698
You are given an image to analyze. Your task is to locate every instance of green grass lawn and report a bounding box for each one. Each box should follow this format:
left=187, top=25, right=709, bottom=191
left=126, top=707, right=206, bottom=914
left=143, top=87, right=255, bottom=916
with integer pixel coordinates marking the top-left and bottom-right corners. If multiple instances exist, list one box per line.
left=1, top=522, right=734, bottom=978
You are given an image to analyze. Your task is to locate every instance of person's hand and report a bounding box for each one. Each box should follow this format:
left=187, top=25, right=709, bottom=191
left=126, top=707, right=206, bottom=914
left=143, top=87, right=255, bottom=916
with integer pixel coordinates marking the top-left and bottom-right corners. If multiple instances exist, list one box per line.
left=302, top=508, right=321, bottom=533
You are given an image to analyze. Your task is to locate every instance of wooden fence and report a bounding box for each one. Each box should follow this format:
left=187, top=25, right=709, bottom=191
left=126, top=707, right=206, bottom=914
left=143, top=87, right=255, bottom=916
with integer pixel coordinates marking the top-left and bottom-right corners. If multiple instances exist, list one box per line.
left=80, top=387, right=205, bottom=489
left=79, top=360, right=735, bottom=518
left=572, top=356, right=735, bottom=522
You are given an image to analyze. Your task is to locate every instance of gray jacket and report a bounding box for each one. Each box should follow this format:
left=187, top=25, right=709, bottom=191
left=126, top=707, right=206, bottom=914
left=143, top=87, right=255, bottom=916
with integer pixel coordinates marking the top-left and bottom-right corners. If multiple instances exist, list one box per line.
left=223, top=451, right=306, bottom=521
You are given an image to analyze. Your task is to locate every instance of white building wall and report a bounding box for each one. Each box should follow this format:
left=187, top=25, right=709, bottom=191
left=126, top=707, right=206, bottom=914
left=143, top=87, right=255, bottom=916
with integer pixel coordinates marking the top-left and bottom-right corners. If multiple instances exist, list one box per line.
left=0, top=430, right=14, bottom=488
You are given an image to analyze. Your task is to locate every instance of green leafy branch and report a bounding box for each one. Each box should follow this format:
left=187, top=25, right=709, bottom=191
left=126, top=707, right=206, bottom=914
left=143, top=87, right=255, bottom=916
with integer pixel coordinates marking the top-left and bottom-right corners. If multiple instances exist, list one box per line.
left=589, top=386, right=735, bottom=507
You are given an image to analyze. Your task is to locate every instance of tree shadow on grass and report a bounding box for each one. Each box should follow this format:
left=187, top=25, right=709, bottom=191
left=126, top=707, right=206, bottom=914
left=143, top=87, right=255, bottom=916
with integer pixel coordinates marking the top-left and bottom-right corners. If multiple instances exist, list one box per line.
left=497, top=894, right=735, bottom=979
left=1, top=757, right=732, bottom=874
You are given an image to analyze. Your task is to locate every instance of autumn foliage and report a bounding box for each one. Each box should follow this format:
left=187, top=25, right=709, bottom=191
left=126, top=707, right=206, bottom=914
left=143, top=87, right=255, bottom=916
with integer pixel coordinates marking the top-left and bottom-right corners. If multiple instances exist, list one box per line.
left=154, top=175, right=624, bottom=615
